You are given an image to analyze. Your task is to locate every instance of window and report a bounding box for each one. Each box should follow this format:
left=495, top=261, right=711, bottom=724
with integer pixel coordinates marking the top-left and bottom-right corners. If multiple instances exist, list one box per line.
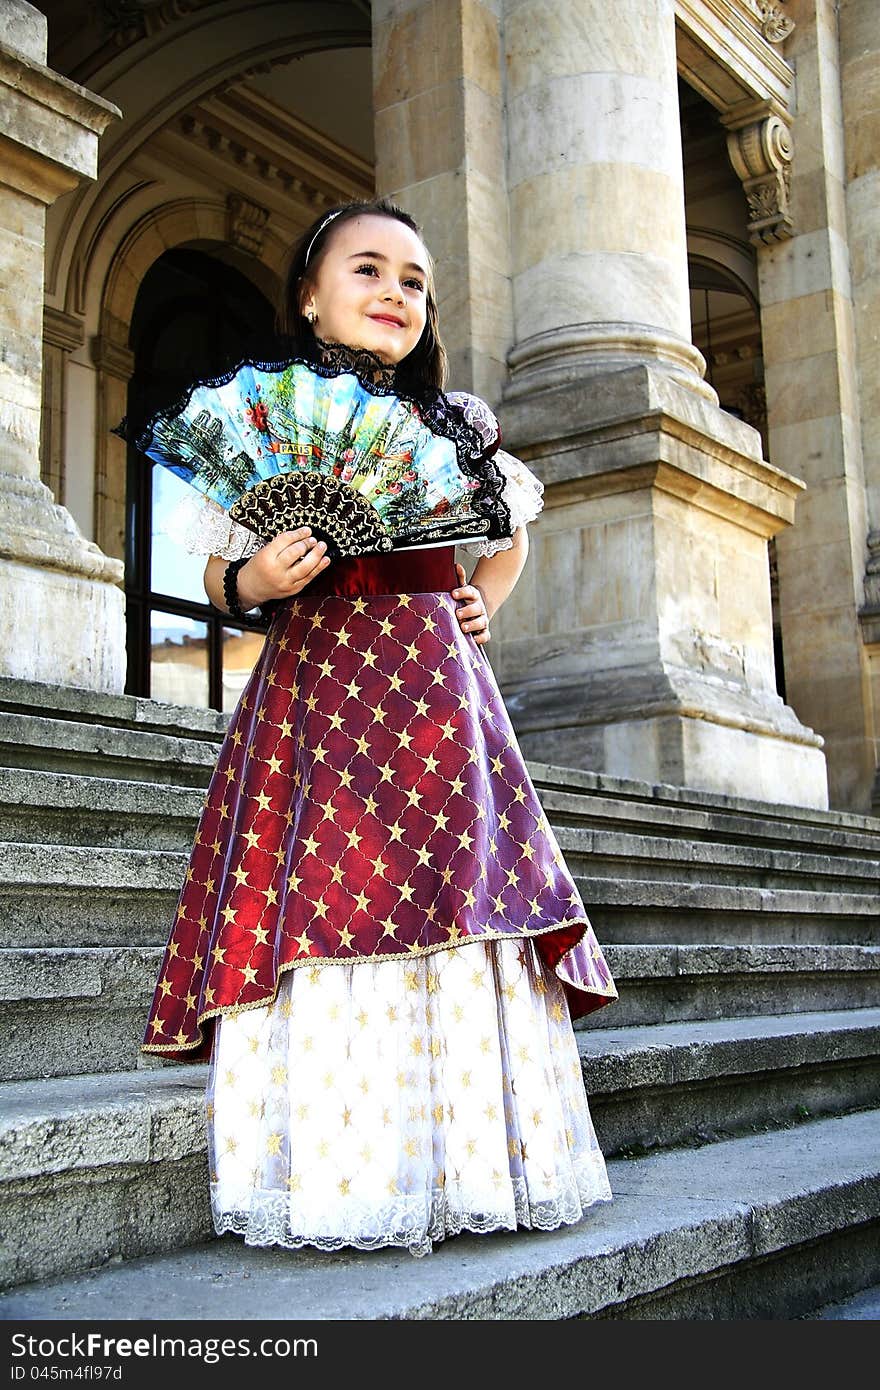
left=125, top=247, right=280, bottom=711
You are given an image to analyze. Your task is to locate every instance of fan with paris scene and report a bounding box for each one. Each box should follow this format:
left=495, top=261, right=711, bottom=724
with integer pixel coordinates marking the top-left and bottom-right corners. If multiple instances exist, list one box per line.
left=117, top=350, right=513, bottom=562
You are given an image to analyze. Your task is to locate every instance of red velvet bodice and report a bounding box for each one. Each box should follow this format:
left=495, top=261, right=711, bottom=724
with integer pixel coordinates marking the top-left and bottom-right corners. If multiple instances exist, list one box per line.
left=304, top=545, right=459, bottom=599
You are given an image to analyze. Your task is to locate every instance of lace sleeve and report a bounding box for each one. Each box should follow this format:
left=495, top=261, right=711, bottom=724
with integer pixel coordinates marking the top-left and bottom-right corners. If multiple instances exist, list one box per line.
left=445, top=391, right=544, bottom=559
left=162, top=491, right=262, bottom=561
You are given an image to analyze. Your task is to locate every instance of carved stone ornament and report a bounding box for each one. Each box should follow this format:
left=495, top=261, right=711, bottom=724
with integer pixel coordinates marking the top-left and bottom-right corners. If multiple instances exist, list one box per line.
left=726, top=115, right=794, bottom=245
left=863, top=530, right=880, bottom=614
left=99, top=0, right=219, bottom=45
left=745, top=1, right=796, bottom=44
left=734, top=381, right=768, bottom=440
left=226, top=194, right=270, bottom=258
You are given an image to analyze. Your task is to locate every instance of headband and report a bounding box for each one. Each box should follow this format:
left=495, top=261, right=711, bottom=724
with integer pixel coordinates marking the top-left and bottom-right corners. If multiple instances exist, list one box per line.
left=304, top=209, right=344, bottom=266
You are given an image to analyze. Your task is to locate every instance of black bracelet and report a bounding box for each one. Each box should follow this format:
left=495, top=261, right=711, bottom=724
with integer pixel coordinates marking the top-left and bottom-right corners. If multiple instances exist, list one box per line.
left=223, top=556, right=251, bottom=620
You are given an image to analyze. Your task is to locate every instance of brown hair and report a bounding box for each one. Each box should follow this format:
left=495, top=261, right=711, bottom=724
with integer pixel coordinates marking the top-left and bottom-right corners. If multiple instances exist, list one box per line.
left=275, top=197, right=448, bottom=396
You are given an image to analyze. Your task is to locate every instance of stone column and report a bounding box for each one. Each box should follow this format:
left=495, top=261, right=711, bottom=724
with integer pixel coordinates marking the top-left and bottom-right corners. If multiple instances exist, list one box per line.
left=492, top=0, right=827, bottom=808
left=372, top=0, right=513, bottom=403
left=0, top=1, right=125, bottom=693
left=839, top=0, right=880, bottom=810
left=502, top=0, right=710, bottom=401
left=755, top=0, right=873, bottom=811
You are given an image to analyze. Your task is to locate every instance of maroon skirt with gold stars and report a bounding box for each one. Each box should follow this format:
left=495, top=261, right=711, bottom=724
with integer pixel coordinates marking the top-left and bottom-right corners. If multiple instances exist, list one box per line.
left=142, top=546, right=617, bottom=1061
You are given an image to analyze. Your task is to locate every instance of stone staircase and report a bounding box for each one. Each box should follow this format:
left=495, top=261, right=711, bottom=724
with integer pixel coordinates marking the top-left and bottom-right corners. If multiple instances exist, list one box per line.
left=1, top=674, right=879, bottom=1319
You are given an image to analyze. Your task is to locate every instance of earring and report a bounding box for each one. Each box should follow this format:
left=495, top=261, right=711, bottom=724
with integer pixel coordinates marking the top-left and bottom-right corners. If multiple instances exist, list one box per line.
left=305, top=308, right=316, bottom=324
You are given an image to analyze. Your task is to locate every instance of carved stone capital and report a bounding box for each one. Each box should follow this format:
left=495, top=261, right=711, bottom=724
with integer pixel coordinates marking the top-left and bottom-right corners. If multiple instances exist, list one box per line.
left=43, top=306, right=85, bottom=354
left=89, top=334, right=135, bottom=381
left=226, top=193, right=270, bottom=259
left=726, top=115, right=793, bottom=245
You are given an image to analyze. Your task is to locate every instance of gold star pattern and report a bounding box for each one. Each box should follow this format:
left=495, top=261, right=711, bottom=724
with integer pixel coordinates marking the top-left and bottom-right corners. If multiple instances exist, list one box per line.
left=142, top=588, right=616, bottom=1054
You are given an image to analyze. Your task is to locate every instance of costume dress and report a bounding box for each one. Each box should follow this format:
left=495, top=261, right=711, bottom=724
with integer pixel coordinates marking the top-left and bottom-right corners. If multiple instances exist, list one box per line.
left=141, top=345, right=618, bottom=1257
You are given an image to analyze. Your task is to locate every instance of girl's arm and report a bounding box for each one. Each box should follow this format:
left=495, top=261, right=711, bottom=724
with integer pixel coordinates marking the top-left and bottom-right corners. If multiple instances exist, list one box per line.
left=453, top=525, right=529, bottom=644
left=203, top=526, right=330, bottom=613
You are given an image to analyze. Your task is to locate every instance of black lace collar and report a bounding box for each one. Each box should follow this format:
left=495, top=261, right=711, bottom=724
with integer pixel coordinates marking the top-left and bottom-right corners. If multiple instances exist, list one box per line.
left=311, top=336, right=399, bottom=392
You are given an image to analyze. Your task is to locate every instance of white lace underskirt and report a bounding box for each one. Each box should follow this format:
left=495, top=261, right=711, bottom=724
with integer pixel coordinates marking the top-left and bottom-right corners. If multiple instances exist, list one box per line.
left=207, top=935, right=612, bottom=1258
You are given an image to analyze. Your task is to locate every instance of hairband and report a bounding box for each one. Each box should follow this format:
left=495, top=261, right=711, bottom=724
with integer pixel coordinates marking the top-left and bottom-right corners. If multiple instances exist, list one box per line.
left=304, top=209, right=344, bottom=266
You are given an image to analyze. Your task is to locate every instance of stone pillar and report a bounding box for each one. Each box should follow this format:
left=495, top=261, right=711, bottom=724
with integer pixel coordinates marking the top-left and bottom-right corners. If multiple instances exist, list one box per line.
left=755, top=0, right=873, bottom=811
left=372, top=0, right=513, bottom=402
left=502, top=0, right=710, bottom=402
left=90, top=334, right=135, bottom=563
left=839, top=0, right=880, bottom=810
left=40, top=306, right=85, bottom=504
left=0, top=1, right=126, bottom=693
left=492, top=0, right=827, bottom=808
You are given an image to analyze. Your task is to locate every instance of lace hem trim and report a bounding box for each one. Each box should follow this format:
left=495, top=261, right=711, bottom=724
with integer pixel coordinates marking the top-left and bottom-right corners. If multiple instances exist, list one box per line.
left=211, top=1172, right=613, bottom=1259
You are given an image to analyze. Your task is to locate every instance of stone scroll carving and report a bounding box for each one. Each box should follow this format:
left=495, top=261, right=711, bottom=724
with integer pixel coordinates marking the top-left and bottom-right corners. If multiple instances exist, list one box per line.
left=726, top=115, right=793, bottom=246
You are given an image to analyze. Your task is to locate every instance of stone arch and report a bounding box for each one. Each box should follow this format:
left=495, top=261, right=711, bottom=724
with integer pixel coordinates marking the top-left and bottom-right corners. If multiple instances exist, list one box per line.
left=102, top=198, right=283, bottom=335
left=686, top=228, right=759, bottom=314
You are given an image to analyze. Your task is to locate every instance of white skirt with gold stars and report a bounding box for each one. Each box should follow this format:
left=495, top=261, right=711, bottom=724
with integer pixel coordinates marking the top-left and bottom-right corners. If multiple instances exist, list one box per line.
left=206, top=934, right=612, bottom=1258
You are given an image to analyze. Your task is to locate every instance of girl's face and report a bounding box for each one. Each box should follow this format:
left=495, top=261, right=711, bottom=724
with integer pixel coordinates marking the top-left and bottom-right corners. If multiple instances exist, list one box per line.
left=301, top=214, right=431, bottom=365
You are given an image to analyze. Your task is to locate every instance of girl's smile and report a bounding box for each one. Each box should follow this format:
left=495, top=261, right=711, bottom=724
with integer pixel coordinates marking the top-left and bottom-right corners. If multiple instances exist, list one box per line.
left=301, top=214, right=430, bottom=365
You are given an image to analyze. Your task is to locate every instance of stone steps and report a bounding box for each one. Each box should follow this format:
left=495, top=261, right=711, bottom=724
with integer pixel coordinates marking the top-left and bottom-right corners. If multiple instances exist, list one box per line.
left=1, top=679, right=879, bottom=1315
left=808, top=1284, right=880, bottom=1319
left=4, top=944, right=880, bottom=1082
left=0, top=676, right=227, bottom=741
left=3, top=758, right=879, bottom=861
left=579, top=1007, right=880, bottom=1155
left=0, top=768, right=203, bottom=849
left=0, top=711, right=218, bottom=787
left=558, top=825, right=880, bottom=892
left=1, top=1008, right=878, bottom=1289
left=1, top=1105, right=877, bottom=1319
left=586, top=894, right=879, bottom=944
left=0, top=947, right=162, bottom=1080
left=530, top=762, right=880, bottom=858
left=2, top=819, right=876, bottom=949
left=0, top=843, right=179, bottom=947
left=591, top=943, right=880, bottom=1027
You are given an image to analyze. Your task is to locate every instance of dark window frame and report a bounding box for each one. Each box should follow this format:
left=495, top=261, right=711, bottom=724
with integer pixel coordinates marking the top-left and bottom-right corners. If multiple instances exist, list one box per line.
left=124, top=247, right=276, bottom=712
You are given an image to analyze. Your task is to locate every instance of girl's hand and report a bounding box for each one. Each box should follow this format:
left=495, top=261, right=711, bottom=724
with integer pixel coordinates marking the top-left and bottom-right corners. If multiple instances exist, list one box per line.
left=236, top=527, right=330, bottom=608
left=452, top=562, right=491, bottom=644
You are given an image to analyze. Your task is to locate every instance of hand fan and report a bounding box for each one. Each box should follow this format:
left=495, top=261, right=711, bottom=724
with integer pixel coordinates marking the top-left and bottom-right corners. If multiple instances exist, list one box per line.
left=115, top=343, right=513, bottom=561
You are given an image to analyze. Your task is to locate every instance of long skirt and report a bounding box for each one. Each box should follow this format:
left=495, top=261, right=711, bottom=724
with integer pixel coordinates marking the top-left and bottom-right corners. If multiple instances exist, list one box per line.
left=143, top=579, right=617, bottom=1255
left=207, top=935, right=612, bottom=1257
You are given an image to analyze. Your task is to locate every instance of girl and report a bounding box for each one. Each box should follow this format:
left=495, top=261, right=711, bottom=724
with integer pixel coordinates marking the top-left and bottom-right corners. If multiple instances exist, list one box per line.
left=142, top=197, right=618, bottom=1258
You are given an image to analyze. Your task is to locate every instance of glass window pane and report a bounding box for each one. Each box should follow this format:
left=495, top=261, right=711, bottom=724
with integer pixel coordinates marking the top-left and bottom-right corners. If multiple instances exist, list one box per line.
left=151, top=609, right=209, bottom=708
left=151, top=467, right=211, bottom=605
left=222, top=626, right=265, bottom=714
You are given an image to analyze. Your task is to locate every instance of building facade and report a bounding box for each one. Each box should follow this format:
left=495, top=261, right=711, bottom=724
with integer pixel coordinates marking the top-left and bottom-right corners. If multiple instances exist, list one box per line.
left=1, top=0, right=878, bottom=814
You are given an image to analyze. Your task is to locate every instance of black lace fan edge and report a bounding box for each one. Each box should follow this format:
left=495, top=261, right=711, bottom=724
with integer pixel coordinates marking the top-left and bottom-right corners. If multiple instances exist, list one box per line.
left=111, top=339, right=513, bottom=543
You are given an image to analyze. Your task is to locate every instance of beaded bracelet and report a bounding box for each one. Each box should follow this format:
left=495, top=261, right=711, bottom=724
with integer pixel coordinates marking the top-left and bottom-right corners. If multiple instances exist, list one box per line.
left=223, top=556, right=251, bottom=620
